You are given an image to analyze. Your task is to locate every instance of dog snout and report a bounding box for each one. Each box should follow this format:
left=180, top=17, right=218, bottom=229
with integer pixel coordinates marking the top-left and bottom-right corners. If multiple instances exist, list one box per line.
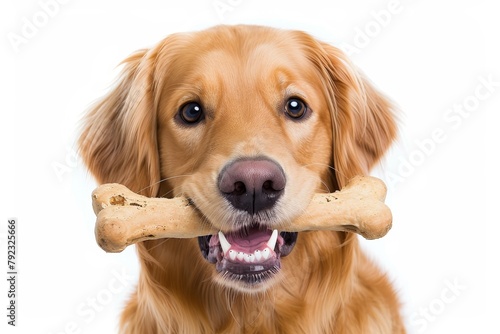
left=218, top=158, right=286, bottom=215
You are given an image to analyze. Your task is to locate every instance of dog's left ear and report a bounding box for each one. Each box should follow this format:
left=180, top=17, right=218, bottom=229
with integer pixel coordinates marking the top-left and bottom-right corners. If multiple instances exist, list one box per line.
left=306, top=39, right=398, bottom=186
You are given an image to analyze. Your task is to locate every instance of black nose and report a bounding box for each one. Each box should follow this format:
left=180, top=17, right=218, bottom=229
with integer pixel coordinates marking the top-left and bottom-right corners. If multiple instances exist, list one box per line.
left=218, top=158, right=286, bottom=215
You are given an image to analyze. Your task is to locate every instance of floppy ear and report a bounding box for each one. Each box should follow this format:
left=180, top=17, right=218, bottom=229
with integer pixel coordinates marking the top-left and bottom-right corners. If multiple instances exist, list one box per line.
left=78, top=49, right=160, bottom=197
left=305, top=38, right=397, bottom=187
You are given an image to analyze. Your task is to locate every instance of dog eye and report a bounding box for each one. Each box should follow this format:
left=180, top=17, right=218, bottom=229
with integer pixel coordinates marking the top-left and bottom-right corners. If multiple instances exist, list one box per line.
left=285, top=98, right=307, bottom=119
left=179, top=102, right=204, bottom=124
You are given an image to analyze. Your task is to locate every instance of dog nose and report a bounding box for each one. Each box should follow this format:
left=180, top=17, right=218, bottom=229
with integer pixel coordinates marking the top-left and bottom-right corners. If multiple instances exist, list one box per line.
left=218, top=158, right=286, bottom=214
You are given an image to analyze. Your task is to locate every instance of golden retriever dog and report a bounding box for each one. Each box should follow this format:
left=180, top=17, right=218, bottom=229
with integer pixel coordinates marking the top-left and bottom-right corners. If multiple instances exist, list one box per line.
left=79, top=25, right=405, bottom=333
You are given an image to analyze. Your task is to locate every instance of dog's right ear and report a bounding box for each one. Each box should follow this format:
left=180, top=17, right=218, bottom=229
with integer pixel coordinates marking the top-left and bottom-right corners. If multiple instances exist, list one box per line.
left=78, top=49, right=160, bottom=197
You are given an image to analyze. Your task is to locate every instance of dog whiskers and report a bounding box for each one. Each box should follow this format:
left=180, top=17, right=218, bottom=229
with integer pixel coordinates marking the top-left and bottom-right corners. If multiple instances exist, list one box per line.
left=139, top=174, right=193, bottom=195
left=301, top=162, right=346, bottom=179
left=318, top=179, right=332, bottom=193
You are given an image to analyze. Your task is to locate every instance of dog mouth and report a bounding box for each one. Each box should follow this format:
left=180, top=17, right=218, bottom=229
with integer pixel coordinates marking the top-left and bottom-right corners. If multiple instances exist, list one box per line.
left=198, top=224, right=298, bottom=288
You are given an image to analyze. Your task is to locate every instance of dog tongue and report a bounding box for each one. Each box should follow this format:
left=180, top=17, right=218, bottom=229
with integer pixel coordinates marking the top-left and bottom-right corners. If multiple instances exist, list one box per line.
left=225, top=228, right=273, bottom=253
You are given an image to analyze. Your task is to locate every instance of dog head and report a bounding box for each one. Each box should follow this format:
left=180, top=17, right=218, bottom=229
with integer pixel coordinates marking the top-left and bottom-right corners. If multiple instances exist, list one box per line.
left=79, top=25, right=396, bottom=293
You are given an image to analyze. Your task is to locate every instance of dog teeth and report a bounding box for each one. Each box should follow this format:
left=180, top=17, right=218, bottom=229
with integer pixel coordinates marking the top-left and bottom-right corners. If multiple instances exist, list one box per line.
left=218, top=230, right=279, bottom=264
left=262, top=248, right=270, bottom=260
left=267, top=229, right=278, bottom=250
left=225, top=247, right=273, bottom=263
left=254, top=249, right=262, bottom=261
left=218, top=231, right=231, bottom=255
left=240, top=248, right=271, bottom=263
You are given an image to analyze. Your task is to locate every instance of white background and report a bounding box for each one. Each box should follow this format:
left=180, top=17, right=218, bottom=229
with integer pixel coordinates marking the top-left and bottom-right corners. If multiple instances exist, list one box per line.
left=1, top=0, right=499, bottom=333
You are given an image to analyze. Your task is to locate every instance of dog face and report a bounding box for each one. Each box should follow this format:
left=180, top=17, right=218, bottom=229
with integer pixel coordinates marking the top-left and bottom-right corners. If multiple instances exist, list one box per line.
left=155, top=28, right=335, bottom=291
left=79, top=25, right=396, bottom=293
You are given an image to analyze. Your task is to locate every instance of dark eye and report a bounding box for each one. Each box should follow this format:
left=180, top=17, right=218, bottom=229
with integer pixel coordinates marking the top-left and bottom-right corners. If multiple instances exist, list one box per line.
left=285, top=98, right=307, bottom=119
left=179, top=102, right=204, bottom=124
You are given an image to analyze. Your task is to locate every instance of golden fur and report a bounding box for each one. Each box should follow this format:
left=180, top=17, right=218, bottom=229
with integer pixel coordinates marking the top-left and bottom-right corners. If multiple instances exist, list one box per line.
left=79, top=25, right=405, bottom=333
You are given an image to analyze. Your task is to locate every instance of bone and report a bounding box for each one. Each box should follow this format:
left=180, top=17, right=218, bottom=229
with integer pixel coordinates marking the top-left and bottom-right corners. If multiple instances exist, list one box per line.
left=92, top=176, right=392, bottom=253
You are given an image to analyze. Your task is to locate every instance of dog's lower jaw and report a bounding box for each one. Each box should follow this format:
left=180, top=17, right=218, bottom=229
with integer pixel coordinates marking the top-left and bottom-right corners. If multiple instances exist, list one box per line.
left=212, top=268, right=283, bottom=294
left=198, top=228, right=298, bottom=292
left=214, top=254, right=282, bottom=293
